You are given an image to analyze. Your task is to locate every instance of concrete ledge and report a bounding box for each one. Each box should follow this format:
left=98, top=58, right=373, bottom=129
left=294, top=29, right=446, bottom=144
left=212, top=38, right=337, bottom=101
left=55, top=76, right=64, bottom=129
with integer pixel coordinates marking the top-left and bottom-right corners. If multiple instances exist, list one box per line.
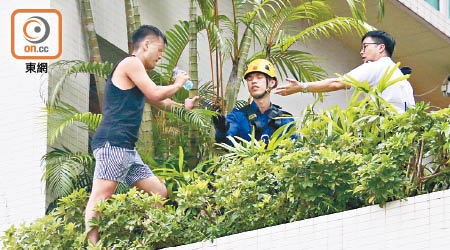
left=164, top=189, right=450, bottom=250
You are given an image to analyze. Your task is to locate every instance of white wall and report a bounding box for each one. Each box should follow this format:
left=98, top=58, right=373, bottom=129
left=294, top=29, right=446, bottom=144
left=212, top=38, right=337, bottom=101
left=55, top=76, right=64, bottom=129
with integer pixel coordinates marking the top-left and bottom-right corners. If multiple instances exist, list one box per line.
left=90, top=0, right=128, bottom=53
left=398, top=0, right=450, bottom=37
left=439, top=0, right=450, bottom=19
left=0, top=0, right=91, bottom=232
left=50, top=0, right=90, bottom=154
left=44, top=0, right=91, bottom=207
left=164, top=189, right=450, bottom=250
left=0, top=0, right=50, bottom=233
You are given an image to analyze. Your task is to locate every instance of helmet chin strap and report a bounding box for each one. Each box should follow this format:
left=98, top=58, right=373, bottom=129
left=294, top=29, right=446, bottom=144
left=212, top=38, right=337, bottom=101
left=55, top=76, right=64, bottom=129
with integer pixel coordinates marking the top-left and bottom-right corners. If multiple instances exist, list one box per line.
left=252, top=78, right=272, bottom=99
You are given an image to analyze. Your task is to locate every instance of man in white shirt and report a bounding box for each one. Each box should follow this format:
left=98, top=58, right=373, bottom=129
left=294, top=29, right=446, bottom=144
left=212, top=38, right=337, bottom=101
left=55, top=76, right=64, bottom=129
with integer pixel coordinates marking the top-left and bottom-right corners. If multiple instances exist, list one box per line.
left=275, top=30, right=415, bottom=113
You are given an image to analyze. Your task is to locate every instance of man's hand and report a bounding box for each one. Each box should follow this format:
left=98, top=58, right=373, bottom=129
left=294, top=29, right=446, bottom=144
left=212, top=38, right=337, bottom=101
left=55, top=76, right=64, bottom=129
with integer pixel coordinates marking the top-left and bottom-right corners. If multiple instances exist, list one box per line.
left=275, top=78, right=304, bottom=96
left=174, top=70, right=190, bottom=88
left=212, top=114, right=229, bottom=133
left=184, top=96, right=199, bottom=109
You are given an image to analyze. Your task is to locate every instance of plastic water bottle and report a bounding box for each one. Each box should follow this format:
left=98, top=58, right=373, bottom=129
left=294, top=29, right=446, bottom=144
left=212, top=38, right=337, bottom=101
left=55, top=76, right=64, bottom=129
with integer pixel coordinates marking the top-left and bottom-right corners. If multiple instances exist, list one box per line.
left=173, top=67, right=193, bottom=90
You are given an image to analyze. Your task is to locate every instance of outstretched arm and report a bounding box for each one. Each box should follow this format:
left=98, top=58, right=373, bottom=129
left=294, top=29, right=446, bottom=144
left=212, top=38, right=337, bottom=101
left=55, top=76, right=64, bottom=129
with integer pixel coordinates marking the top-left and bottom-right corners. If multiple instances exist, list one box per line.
left=149, top=96, right=200, bottom=111
left=275, top=77, right=349, bottom=96
left=125, top=57, right=189, bottom=102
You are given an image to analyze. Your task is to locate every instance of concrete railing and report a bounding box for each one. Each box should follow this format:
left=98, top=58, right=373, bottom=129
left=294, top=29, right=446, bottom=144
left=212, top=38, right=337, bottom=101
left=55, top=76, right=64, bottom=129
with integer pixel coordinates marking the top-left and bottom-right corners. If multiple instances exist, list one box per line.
left=164, top=189, right=450, bottom=250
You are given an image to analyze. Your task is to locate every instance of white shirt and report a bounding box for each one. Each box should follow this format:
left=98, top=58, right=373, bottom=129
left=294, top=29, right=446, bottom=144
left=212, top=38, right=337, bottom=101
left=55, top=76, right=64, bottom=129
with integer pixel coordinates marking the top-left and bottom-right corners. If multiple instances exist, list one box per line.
left=346, top=57, right=415, bottom=113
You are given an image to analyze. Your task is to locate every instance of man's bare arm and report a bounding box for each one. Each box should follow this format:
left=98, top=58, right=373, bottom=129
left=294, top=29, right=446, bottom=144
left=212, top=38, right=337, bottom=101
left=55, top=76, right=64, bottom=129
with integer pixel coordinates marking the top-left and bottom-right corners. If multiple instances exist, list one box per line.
left=148, top=96, right=200, bottom=112
left=275, top=77, right=349, bottom=96
left=149, top=98, right=180, bottom=112
left=125, top=57, right=188, bottom=102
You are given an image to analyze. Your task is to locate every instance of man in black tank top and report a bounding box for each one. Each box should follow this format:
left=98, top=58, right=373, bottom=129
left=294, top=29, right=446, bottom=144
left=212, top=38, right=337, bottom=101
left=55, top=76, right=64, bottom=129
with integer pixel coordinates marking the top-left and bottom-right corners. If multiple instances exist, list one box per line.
left=85, top=25, right=198, bottom=244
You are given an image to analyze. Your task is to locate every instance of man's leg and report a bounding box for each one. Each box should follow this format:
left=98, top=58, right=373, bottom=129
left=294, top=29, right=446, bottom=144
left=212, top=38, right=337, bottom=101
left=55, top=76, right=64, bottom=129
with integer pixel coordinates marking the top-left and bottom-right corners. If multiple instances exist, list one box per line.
left=132, top=176, right=168, bottom=205
left=128, top=151, right=168, bottom=202
left=85, top=179, right=118, bottom=244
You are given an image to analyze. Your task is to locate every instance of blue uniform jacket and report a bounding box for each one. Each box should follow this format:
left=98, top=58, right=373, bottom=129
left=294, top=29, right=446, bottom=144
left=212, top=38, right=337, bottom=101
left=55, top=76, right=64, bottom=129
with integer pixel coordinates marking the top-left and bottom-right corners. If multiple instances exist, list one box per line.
left=216, top=101, right=295, bottom=145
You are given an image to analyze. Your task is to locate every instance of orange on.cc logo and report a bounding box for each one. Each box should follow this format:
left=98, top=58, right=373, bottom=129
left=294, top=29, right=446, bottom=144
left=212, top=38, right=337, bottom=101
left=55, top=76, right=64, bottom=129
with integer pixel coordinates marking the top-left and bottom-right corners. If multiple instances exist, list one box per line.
left=11, top=9, right=62, bottom=60
left=23, top=16, right=50, bottom=44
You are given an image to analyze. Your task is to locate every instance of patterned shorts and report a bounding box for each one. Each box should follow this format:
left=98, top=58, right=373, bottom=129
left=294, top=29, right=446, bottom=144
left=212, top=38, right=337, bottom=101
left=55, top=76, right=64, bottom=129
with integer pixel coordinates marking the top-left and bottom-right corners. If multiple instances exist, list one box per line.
left=93, top=141, right=154, bottom=186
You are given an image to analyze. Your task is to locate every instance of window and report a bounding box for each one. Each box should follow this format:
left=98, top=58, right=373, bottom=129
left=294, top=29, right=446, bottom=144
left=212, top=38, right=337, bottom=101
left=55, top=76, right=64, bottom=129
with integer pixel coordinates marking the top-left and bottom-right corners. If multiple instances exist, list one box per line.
left=425, top=0, right=440, bottom=10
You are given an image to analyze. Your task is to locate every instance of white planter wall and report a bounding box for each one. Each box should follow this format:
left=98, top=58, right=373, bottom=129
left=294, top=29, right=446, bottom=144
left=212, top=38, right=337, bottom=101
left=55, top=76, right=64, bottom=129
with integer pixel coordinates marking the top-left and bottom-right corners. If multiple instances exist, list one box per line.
left=164, top=189, right=450, bottom=250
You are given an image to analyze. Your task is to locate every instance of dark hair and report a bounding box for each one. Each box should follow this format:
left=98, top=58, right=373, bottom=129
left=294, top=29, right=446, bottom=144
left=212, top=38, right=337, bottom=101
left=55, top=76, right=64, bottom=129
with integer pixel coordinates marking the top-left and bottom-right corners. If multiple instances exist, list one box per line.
left=132, top=25, right=167, bottom=50
left=362, top=30, right=395, bottom=57
left=400, top=67, right=411, bottom=75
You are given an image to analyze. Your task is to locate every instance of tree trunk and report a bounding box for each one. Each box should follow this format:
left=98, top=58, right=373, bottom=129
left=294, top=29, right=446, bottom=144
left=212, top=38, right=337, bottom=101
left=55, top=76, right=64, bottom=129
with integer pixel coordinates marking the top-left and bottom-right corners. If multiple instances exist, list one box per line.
left=124, top=0, right=134, bottom=54
left=132, top=0, right=141, bottom=30
left=224, top=29, right=252, bottom=113
left=124, top=0, right=155, bottom=156
left=138, top=104, right=154, bottom=157
left=80, top=0, right=106, bottom=108
left=189, top=0, right=199, bottom=99
left=188, top=0, right=199, bottom=161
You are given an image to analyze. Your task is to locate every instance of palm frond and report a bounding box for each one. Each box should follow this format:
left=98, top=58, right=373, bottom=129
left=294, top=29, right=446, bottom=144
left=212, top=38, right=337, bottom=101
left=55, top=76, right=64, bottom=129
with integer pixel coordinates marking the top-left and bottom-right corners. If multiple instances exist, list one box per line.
left=170, top=106, right=217, bottom=128
left=196, top=14, right=230, bottom=54
left=194, top=0, right=229, bottom=53
left=158, top=20, right=190, bottom=83
left=241, top=0, right=285, bottom=24
left=196, top=0, right=214, bottom=15
left=197, top=81, right=218, bottom=110
left=42, top=147, right=95, bottom=199
left=49, top=60, right=113, bottom=106
left=271, top=49, right=326, bottom=82
left=45, top=102, right=102, bottom=145
left=277, top=17, right=372, bottom=52
left=235, top=100, right=248, bottom=109
left=344, top=0, right=367, bottom=23
left=376, top=0, right=385, bottom=22
left=248, top=49, right=326, bottom=82
left=216, top=15, right=236, bottom=60
left=160, top=16, right=230, bottom=85
left=252, top=0, right=334, bottom=49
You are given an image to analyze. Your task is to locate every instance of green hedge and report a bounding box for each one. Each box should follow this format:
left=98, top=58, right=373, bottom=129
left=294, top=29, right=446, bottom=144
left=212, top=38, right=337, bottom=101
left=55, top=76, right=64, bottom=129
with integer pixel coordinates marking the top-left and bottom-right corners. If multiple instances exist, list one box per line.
left=3, top=101, right=450, bottom=249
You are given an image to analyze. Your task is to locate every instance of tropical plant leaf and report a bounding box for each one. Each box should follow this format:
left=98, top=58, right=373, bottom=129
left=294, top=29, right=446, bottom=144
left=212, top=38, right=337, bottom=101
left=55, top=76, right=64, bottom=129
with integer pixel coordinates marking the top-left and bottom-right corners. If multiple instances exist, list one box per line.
left=377, top=62, right=410, bottom=93
left=44, top=102, right=102, bottom=145
left=376, top=0, right=385, bottom=22
left=170, top=105, right=217, bottom=128
left=344, top=0, right=367, bottom=22
left=277, top=17, right=372, bottom=52
left=159, top=21, right=190, bottom=82
left=49, top=60, right=113, bottom=106
left=266, top=121, right=296, bottom=150
left=42, top=147, right=95, bottom=200
left=251, top=0, right=334, bottom=50
left=256, top=49, right=327, bottom=82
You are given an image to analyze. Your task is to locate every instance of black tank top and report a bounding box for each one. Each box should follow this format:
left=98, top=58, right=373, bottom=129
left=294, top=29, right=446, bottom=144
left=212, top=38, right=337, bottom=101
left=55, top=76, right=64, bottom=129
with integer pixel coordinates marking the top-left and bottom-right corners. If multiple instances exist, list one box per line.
left=91, top=56, right=146, bottom=150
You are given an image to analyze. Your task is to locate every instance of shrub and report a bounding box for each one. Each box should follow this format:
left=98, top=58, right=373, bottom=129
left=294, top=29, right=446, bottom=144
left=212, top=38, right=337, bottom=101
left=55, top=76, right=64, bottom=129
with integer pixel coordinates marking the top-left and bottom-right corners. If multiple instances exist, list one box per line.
left=3, top=101, right=450, bottom=249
